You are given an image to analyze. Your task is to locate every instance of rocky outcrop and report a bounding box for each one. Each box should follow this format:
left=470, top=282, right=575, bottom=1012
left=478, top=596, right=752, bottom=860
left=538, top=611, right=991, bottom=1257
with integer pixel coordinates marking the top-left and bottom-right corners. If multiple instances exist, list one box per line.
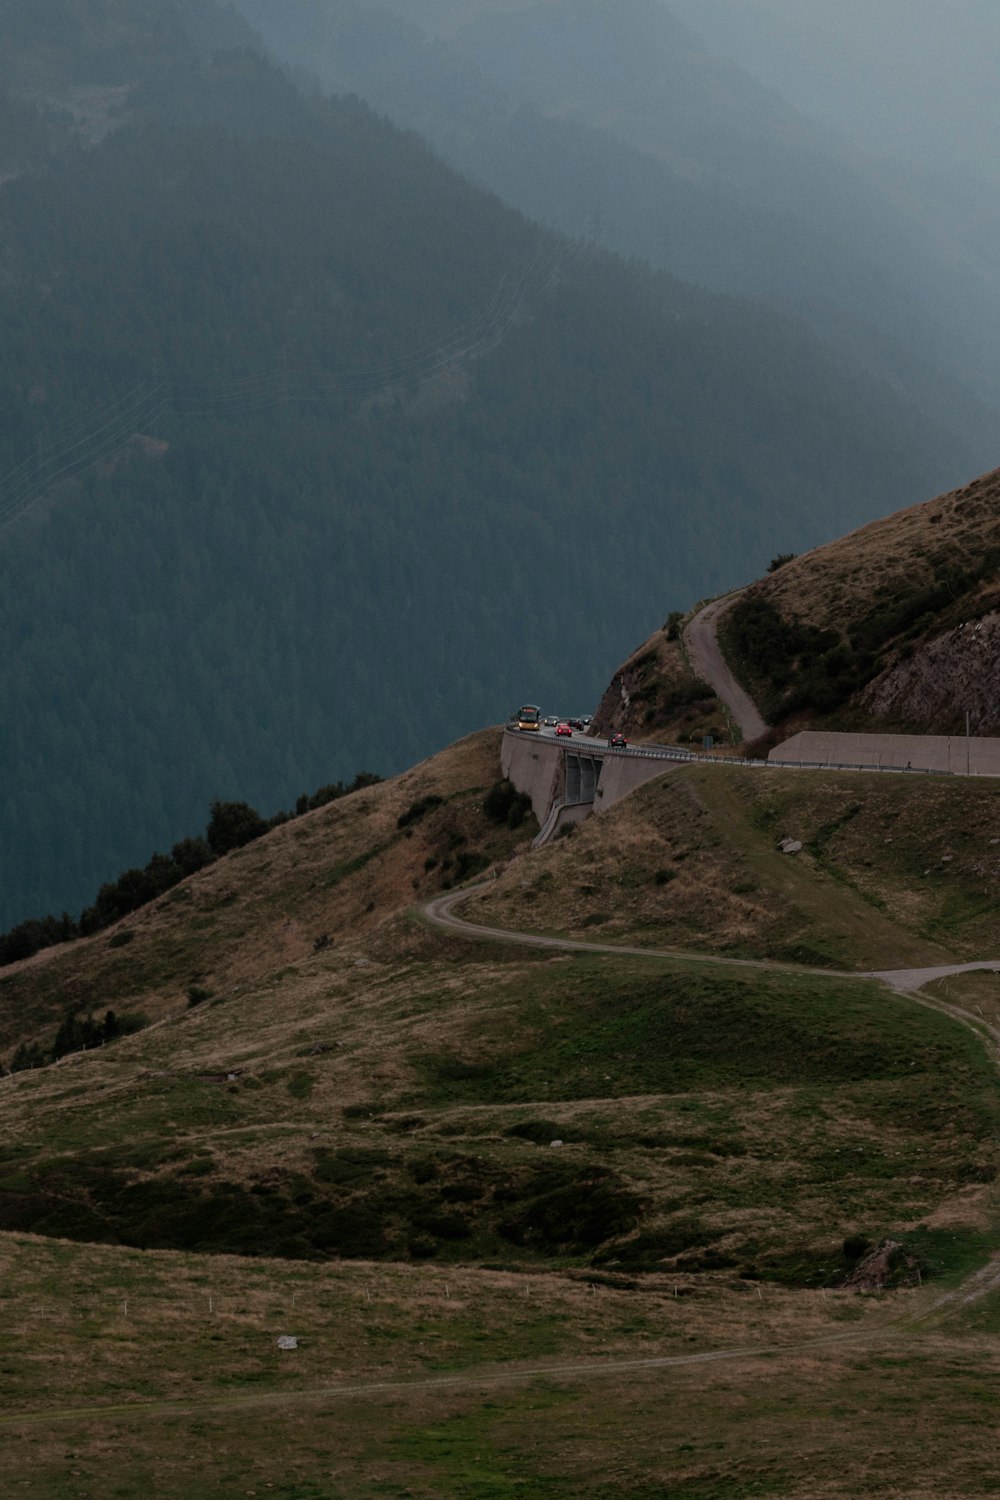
left=862, top=612, right=1000, bottom=734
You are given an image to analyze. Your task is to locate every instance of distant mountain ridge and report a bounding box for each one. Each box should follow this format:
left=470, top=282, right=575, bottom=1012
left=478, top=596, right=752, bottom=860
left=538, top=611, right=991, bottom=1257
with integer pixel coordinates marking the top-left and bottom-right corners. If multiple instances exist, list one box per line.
left=233, top=0, right=1000, bottom=429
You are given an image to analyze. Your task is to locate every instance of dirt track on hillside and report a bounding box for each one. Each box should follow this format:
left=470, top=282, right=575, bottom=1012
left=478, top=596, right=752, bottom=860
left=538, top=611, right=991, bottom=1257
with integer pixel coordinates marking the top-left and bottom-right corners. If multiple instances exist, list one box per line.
left=422, top=884, right=1000, bottom=1007
left=4, top=883, right=1000, bottom=1436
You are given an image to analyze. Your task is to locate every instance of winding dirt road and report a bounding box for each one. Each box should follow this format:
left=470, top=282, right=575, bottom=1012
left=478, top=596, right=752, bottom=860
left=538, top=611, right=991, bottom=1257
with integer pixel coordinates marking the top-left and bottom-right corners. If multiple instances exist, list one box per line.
left=5, top=883, right=1000, bottom=1437
left=422, top=883, right=1000, bottom=1008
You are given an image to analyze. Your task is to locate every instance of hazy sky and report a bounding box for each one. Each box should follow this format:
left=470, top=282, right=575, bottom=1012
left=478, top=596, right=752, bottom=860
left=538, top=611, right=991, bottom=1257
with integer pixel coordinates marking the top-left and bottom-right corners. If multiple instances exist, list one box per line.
left=665, top=0, right=1000, bottom=184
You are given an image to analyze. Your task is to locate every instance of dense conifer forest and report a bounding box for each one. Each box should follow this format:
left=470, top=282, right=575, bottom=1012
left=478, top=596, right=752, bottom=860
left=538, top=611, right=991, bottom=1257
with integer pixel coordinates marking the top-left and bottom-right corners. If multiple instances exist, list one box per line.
left=0, top=0, right=991, bottom=926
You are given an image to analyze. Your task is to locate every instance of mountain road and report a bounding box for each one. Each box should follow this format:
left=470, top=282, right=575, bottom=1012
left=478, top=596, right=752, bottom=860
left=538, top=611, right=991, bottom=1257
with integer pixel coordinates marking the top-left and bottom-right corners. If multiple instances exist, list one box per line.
left=683, top=591, right=770, bottom=744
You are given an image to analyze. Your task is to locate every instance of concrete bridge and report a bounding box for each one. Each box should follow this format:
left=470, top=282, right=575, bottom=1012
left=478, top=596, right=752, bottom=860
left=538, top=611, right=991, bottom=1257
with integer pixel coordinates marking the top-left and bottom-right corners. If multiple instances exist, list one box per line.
left=501, top=722, right=1000, bottom=846
left=500, top=727, right=694, bottom=843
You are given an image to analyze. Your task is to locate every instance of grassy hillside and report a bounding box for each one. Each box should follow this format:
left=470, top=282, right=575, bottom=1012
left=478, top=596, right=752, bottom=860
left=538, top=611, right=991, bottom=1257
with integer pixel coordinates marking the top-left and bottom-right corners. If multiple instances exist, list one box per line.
left=0, top=729, right=519, bottom=1054
left=718, top=466, right=1000, bottom=736
left=6, top=1228, right=1000, bottom=1499
left=3, top=725, right=1000, bottom=1493
left=463, top=762, right=1000, bottom=968
left=601, top=465, right=1000, bottom=746
left=3, top=743, right=998, bottom=1274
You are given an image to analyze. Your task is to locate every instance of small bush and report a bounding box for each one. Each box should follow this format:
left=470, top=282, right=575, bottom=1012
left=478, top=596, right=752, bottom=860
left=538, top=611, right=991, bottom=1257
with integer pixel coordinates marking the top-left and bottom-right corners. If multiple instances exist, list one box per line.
left=342, top=1102, right=382, bottom=1120
left=397, top=794, right=443, bottom=829
left=186, top=985, right=213, bottom=1007
left=454, top=850, right=490, bottom=882
left=483, top=780, right=532, bottom=829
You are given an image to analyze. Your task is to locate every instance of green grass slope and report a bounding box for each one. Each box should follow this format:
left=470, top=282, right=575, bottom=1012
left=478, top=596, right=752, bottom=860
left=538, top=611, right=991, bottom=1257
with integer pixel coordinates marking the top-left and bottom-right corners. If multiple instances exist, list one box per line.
left=464, top=763, right=1000, bottom=969
left=3, top=732, right=1000, bottom=1495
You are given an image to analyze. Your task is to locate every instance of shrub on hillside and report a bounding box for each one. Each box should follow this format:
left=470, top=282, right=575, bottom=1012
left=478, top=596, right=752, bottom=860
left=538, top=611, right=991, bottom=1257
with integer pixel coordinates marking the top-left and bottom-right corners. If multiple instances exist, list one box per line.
left=397, top=794, right=444, bottom=829
left=483, top=778, right=532, bottom=828
left=11, top=1006, right=148, bottom=1072
left=205, top=799, right=268, bottom=855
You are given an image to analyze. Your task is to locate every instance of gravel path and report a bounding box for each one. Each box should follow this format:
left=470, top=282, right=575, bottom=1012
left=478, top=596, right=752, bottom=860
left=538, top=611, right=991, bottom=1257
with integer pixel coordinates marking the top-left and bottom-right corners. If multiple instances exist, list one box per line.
left=424, top=885, right=1000, bottom=1007
left=5, top=886, right=999, bottom=1433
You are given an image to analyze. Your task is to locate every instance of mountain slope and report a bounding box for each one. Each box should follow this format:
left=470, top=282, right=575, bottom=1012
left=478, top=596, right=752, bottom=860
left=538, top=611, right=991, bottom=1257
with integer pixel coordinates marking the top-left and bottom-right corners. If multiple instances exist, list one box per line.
left=598, top=465, right=1000, bottom=745
left=1, top=2, right=984, bottom=928
left=3, top=566, right=1000, bottom=1491
left=235, top=0, right=1000, bottom=431
left=2, top=725, right=997, bottom=1275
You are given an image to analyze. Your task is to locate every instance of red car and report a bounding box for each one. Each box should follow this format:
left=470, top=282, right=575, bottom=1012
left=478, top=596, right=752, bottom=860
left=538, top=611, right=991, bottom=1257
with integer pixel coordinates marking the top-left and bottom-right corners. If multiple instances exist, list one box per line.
left=555, top=721, right=573, bottom=737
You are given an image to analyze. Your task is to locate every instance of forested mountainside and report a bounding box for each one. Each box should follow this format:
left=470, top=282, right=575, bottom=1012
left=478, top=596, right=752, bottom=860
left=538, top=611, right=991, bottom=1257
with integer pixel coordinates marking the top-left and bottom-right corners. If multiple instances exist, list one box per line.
left=235, top=0, right=1000, bottom=432
left=0, top=0, right=990, bottom=929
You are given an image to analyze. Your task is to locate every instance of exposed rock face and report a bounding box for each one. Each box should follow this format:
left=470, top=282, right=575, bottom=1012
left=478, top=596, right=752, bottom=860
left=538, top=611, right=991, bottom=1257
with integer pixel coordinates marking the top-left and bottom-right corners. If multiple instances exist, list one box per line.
left=843, top=1239, right=923, bottom=1292
left=861, top=612, right=1000, bottom=733
left=592, top=667, right=640, bottom=739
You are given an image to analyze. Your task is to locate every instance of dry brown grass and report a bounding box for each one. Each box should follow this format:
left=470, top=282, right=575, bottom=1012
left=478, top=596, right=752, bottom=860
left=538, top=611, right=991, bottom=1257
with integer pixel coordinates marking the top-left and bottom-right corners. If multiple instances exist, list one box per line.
left=748, top=465, right=1000, bottom=635
left=923, top=970, right=1000, bottom=1033
left=1, top=1228, right=999, bottom=1498
left=460, top=762, right=1000, bottom=969
left=0, top=1229, right=881, bottom=1414
left=0, top=727, right=527, bottom=1058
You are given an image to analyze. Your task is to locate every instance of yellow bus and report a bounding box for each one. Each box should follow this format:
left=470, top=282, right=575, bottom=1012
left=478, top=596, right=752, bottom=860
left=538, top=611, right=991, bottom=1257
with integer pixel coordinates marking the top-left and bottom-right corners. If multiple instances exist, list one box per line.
left=516, top=704, right=541, bottom=731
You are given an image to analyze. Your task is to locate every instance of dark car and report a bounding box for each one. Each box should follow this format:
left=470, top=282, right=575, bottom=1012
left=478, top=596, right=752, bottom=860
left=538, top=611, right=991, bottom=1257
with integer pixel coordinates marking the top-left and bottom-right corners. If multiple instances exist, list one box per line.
left=608, top=733, right=628, bottom=748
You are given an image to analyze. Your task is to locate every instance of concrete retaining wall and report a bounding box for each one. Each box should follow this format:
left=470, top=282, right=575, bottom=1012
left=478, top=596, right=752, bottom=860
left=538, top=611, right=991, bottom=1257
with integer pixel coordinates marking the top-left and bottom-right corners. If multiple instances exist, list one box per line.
left=500, top=730, right=565, bottom=824
left=594, top=751, right=678, bottom=807
left=769, top=730, right=1000, bottom=776
left=501, top=728, right=682, bottom=836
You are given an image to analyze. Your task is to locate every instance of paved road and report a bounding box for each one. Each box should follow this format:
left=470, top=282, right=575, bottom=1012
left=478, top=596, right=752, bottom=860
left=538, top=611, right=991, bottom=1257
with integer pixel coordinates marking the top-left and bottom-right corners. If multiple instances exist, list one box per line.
left=684, top=592, right=770, bottom=744
left=532, top=725, right=695, bottom=761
